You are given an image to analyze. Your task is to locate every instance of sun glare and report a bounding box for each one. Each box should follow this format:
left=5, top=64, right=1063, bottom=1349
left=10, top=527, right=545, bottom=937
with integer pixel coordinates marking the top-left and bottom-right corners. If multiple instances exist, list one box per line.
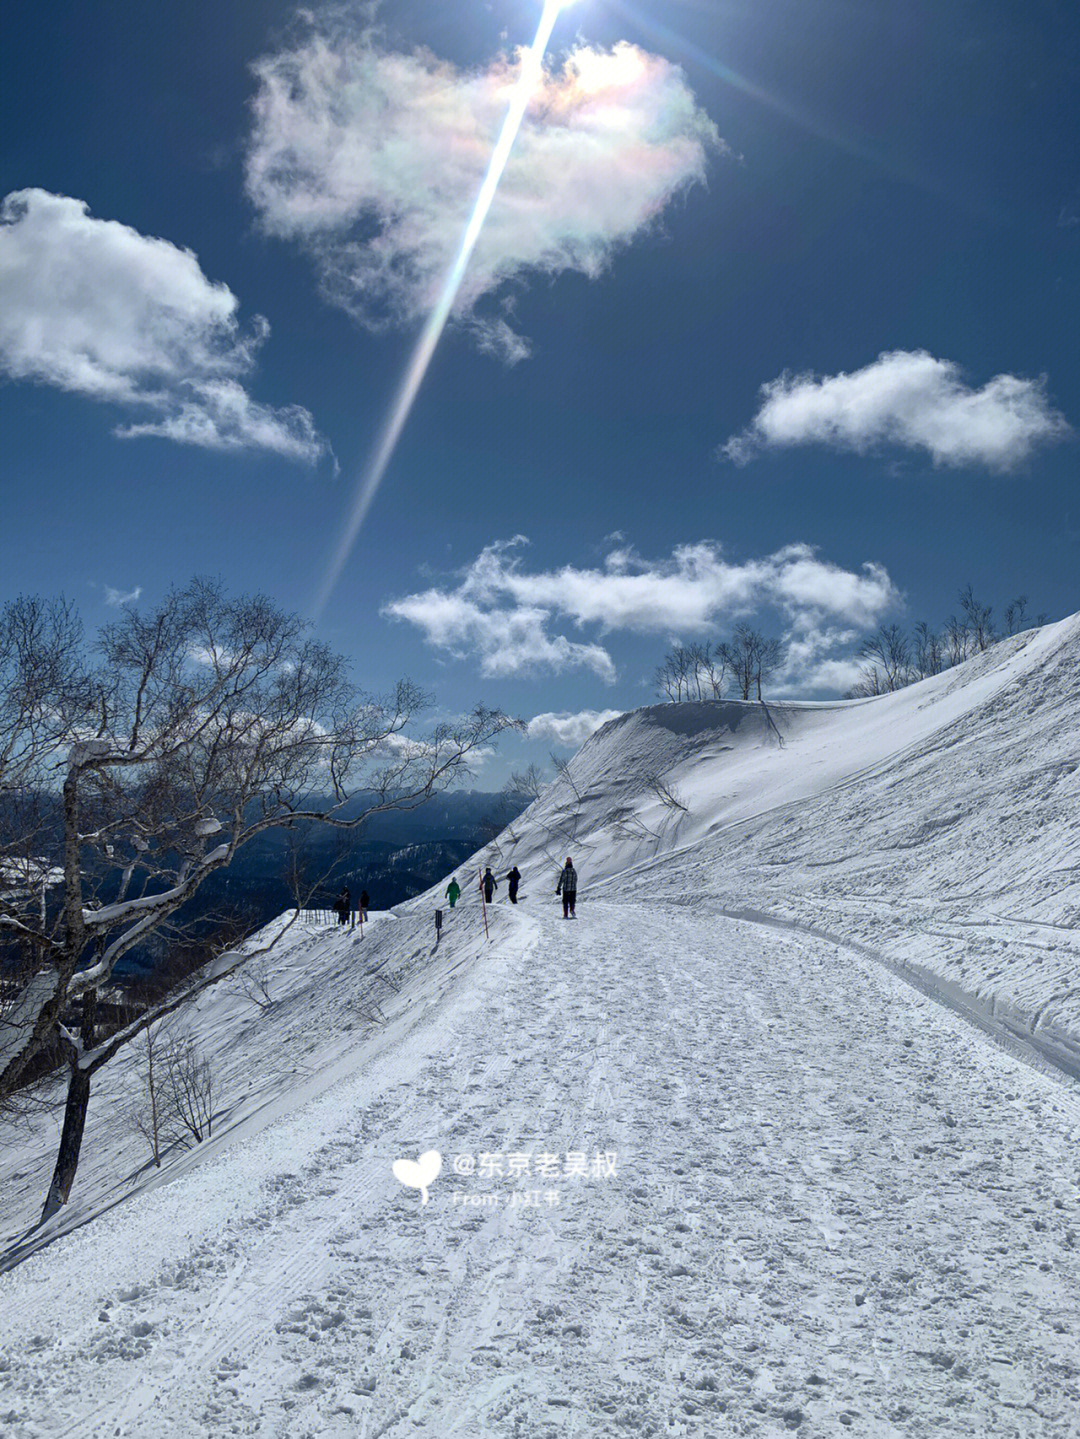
left=313, top=4, right=571, bottom=618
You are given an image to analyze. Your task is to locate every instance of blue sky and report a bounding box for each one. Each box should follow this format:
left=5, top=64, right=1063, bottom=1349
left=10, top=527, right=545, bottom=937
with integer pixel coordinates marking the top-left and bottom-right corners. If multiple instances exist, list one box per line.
left=2, top=0, right=1078, bottom=781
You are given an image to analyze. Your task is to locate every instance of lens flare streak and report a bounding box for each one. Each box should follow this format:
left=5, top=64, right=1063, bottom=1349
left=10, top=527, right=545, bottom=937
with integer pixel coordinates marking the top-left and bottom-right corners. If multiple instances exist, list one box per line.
left=315, top=0, right=568, bottom=616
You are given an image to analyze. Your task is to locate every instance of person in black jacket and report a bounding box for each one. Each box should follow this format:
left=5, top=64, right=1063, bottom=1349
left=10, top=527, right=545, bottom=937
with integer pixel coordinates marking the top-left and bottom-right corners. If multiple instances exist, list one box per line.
left=482, top=867, right=497, bottom=904
left=506, top=865, right=521, bottom=904
left=336, top=886, right=350, bottom=926
left=359, top=889, right=370, bottom=921
left=556, top=859, right=577, bottom=918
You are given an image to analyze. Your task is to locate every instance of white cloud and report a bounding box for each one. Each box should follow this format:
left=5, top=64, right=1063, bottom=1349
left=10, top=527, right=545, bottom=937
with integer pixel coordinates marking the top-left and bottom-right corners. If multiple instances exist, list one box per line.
left=104, top=585, right=141, bottom=608
left=527, top=709, right=623, bottom=748
left=796, top=655, right=866, bottom=693
left=115, top=379, right=328, bottom=463
left=0, top=189, right=328, bottom=462
left=723, top=350, right=1069, bottom=470
left=383, top=537, right=900, bottom=681
left=245, top=23, right=721, bottom=357
left=776, top=622, right=864, bottom=694
left=378, top=730, right=493, bottom=779
left=384, top=585, right=617, bottom=682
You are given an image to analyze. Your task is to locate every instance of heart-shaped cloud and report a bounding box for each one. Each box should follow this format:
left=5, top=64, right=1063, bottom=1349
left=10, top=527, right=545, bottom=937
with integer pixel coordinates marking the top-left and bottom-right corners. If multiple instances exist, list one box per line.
left=392, top=1149, right=443, bottom=1204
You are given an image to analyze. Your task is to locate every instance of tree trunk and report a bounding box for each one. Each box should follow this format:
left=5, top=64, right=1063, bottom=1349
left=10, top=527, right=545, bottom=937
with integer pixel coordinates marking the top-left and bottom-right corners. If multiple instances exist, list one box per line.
left=42, top=1063, right=92, bottom=1221
left=41, top=988, right=98, bottom=1222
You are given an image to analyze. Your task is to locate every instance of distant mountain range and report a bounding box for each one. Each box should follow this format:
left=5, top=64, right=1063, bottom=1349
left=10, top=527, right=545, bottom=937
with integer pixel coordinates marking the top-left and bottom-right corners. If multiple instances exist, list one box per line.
left=1, top=790, right=527, bottom=986
left=119, top=789, right=528, bottom=978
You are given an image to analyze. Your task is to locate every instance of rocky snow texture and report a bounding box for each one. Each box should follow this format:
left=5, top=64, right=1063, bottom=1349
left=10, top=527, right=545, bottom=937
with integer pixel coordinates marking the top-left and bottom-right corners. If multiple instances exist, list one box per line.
left=3, top=615, right=1080, bottom=1435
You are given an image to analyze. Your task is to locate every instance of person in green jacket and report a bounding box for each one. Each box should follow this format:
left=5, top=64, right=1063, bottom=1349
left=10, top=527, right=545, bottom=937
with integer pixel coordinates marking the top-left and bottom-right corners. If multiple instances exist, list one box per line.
left=446, top=878, right=461, bottom=908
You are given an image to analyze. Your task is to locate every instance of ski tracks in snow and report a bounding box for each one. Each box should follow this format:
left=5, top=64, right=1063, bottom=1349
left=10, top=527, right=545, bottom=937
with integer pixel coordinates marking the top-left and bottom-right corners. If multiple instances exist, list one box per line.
left=4, top=898, right=1080, bottom=1435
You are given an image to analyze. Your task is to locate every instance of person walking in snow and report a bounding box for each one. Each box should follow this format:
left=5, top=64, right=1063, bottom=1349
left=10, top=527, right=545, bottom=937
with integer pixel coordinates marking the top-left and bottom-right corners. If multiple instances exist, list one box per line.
left=482, top=867, right=497, bottom=904
left=446, top=878, right=461, bottom=909
left=556, top=858, right=577, bottom=918
left=359, top=889, right=370, bottom=922
left=506, top=865, right=521, bottom=904
left=336, top=886, right=350, bottom=926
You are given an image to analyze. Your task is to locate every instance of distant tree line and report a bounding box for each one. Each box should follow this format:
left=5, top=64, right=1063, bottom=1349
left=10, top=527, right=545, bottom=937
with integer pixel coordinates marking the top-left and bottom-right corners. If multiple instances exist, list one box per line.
left=653, top=587, right=1047, bottom=706
left=654, top=626, right=783, bottom=703
left=845, top=587, right=1045, bottom=698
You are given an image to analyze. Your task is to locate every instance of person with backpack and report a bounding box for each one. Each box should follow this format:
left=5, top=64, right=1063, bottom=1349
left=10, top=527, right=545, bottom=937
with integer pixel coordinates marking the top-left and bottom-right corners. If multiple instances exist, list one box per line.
left=446, top=878, right=461, bottom=908
left=359, top=889, right=370, bottom=922
left=482, top=867, right=497, bottom=904
left=336, top=886, right=350, bottom=926
left=506, top=865, right=521, bottom=904
left=556, top=858, right=577, bottom=918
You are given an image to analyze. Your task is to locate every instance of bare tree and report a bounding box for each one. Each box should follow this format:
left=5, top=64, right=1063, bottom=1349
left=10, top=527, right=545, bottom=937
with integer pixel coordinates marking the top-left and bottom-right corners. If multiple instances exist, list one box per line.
left=958, top=584, right=995, bottom=652
left=690, top=642, right=726, bottom=698
left=753, top=636, right=783, bottom=700
left=720, top=625, right=783, bottom=701
left=129, top=1027, right=214, bottom=1164
left=654, top=645, right=692, bottom=702
left=165, top=1036, right=214, bottom=1145
left=505, top=763, right=548, bottom=805
left=720, top=626, right=754, bottom=701
left=845, top=588, right=1040, bottom=698
left=0, top=580, right=515, bottom=1216
left=857, top=623, right=912, bottom=694
left=550, top=751, right=583, bottom=805
left=129, top=1024, right=173, bottom=1169
left=1004, top=595, right=1029, bottom=635
left=944, top=614, right=971, bottom=667
left=912, top=622, right=944, bottom=680
left=232, top=960, right=275, bottom=1014
left=655, top=642, right=727, bottom=703
left=844, top=669, right=883, bottom=699
left=647, top=773, right=689, bottom=815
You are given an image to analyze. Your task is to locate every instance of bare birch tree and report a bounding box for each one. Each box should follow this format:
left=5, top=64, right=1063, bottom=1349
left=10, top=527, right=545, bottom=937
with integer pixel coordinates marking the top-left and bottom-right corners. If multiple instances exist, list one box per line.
left=0, top=580, right=515, bottom=1216
left=858, top=623, right=913, bottom=693
left=1004, top=595, right=1029, bottom=635
left=958, top=584, right=995, bottom=652
left=655, top=642, right=726, bottom=702
left=720, top=625, right=783, bottom=701
left=912, top=622, right=944, bottom=680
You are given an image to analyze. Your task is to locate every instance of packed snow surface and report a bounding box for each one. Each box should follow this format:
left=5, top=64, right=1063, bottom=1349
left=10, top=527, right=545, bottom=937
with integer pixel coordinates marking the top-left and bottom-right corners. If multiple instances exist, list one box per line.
left=3, top=617, right=1080, bottom=1435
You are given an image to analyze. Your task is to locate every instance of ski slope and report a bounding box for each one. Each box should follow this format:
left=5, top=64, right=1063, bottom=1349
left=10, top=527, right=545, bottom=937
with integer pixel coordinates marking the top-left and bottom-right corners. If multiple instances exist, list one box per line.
left=4, top=617, right=1080, bottom=1435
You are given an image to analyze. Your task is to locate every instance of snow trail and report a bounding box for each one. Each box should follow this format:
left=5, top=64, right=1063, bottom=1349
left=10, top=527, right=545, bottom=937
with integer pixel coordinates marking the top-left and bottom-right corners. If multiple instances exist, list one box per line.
left=4, top=895, right=1080, bottom=1435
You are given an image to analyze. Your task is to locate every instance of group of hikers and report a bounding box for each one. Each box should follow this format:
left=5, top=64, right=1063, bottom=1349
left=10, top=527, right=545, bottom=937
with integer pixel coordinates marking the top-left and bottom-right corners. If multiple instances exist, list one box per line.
left=446, top=858, right=578, bottom=919
left=331, top=859, right=580, bottom=930
left=333, top=886, right=370, bottom=926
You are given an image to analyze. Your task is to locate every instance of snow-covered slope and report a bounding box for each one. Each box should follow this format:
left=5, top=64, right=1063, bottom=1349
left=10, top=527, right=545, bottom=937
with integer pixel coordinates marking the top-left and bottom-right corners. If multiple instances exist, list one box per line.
left=470, top=614, right=1080, bottom=1077
left=5, top=616, right=1080, bottom=1437
left=0, top=906, right=528, bottom=1264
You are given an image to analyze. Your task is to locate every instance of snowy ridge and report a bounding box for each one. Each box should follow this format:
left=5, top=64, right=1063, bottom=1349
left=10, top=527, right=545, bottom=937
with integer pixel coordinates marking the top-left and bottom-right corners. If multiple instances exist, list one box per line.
left=470, top=614, right=1080, bottom=1080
